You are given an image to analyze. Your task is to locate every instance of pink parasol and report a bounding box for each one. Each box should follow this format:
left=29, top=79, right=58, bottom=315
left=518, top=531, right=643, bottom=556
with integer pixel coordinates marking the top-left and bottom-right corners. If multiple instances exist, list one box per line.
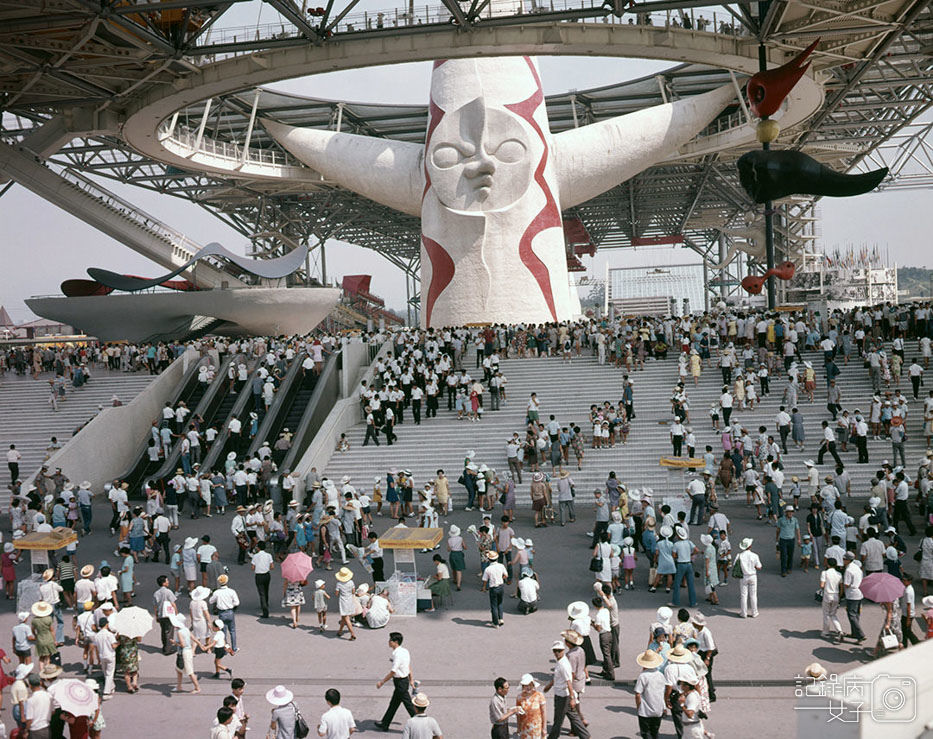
left=859, top=572, right=905, bottom=603
left=280, top=552, right=314, bottom=583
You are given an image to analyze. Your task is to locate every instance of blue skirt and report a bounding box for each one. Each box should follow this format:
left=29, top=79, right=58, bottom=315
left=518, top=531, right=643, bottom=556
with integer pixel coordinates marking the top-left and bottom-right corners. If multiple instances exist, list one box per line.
left=450, top=550, right=466, bottom=572
left=129, top=535, right=145, bottom=553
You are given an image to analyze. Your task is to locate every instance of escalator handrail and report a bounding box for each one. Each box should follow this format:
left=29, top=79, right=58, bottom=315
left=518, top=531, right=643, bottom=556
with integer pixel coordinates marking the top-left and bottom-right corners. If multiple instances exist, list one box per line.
left=280, top=350, right=341, bottom=473
left=147, top=352, right=243, bottom=483
left=117, top=351, right=209, bottom=488
left=246, top=352, right=307, bottom=458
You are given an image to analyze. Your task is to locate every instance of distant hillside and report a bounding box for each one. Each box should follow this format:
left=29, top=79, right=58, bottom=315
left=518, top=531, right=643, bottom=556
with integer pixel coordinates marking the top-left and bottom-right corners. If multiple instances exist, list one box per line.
left=899, top=267, right=933, bottom=299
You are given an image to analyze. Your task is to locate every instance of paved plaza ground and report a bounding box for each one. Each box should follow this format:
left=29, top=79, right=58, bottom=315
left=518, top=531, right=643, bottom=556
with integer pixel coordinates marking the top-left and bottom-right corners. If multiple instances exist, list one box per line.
left=1, top=496, right=911, bottom=738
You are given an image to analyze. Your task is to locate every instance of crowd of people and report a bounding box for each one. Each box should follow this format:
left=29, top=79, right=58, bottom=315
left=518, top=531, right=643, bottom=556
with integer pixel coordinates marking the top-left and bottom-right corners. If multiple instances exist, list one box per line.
left=4, top=300, right=933, bottom=737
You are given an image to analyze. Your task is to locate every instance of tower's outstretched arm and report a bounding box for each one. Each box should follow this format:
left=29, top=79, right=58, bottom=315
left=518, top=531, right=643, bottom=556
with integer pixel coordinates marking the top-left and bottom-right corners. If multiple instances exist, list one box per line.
left=261, top=119, right=424, bottom=217
left=552, top=85, right=737, bottom=210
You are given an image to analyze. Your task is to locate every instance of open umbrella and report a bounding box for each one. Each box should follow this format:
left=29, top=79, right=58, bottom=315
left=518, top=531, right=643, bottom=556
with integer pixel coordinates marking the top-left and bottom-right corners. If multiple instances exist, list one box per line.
left=859, top=572, right=905, bottom=603
left=48, top=679, right=99, bottom=717
left=110, top=606, right=154, bottom=639
left=281, top=552, right=314, bottom=583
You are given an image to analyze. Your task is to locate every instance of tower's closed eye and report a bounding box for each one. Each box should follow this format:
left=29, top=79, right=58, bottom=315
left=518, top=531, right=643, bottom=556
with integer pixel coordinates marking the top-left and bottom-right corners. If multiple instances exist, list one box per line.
left=489, top=139, right=525, bottom=164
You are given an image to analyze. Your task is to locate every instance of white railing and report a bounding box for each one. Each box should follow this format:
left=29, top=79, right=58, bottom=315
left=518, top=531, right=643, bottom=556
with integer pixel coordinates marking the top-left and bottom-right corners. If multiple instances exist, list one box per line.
left=57, top=167, right=201, bottom=259
left=193, top=2, right=745, bottom=61
left=164, top=123, right=299, bottom=168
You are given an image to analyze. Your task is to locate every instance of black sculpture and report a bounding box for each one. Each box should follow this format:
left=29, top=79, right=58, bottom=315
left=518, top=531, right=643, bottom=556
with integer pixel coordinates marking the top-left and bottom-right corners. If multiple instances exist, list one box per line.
left=737, top=150, right=888, bottom=204
left=86, top=242, right=309, bottom=292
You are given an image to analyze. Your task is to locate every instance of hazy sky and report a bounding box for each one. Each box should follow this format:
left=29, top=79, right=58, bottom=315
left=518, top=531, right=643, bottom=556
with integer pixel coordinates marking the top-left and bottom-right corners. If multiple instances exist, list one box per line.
left=1, top=1, right=930, bottom=323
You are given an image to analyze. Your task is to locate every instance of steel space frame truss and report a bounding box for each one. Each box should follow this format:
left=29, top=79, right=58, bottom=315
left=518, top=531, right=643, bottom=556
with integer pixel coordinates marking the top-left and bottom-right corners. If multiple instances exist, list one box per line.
left=0, top=0, right=930, bottom=311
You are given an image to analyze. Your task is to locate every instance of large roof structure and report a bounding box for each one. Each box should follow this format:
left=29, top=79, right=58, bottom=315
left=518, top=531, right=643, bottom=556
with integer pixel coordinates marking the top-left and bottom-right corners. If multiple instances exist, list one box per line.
left=1, top=0, right=931, bottom=314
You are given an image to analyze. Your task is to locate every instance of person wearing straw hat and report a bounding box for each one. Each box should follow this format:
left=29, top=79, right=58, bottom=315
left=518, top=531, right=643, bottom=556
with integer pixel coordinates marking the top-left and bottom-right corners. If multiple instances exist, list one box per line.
left=30, top=601, right=58, bottom=670
left=209, top=574, right=240, bottom=652
left=543, top=640, right=588, bottom=739
left=634, top=649, right=665, bottom=739
left=399, top=692, right=442, bottom=738
left=691, top=612, right=717, bottom=703
left=334, top=567, right=357, bottom=640
left=734, top=538, right=762, bottom=618
left=663, top=643, right=698, bottom=738
left=482, top=551, right=509, bottom=628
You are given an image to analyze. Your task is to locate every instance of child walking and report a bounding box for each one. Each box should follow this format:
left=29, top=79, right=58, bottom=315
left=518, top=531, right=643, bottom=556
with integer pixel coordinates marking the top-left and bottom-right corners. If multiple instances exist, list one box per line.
left=621, top=537, right=637, bottom=591
left=800, top=534, right=812, bottom=572
left=716, top=530, right=732, bottom=585
left=313, top=579, right=330, bottom=631
left=210, top=618, right=234, bottom=679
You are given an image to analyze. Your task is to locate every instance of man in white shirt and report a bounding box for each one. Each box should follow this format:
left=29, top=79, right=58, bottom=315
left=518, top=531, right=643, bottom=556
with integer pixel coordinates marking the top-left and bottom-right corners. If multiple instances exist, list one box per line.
left=108, top=483, right=128, bottom=536
left=841, top=553, right=866, bottom=642
left=634, top=650, right=666, bottom=737
left=735, top=538, right=762, bottom=618
left=775, top=407, right=791, bottom=454
left=517, top=572, right=540, bottom=614
left=686, top=478, right=705, bottom=526
left=819, top=560, right=844, bottom=640
left=318, top=688, right=356, bottom=738
left=209, top=574, right=240, bottom=652
left=892, top=472, right=917, bottom=536
left=95, top=618, right=118, bottom=698
left=250, top=542, right=274, bottom=619
left=197, top=535, right=217, bottom=587
left=24, top=674, right=52, bottom=733
left=544, top=641, right=588, bottom=739
left=376, top=632, right=416, bottom=731
left=481, top=551, right=509, bottom=628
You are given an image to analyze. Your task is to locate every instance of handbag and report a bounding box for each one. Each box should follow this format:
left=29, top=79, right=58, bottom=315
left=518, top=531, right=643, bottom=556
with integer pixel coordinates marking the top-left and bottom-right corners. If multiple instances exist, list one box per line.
left=814, top=588, right=823, bottom=603
left=589, top=557, right=604, bottom=573
left=731, top=557, right=743, bottom=580
left=292, top=702, right=310, bottom=739
left=880, top=629, right=899, bottom=650
left=914, top=550, right=923, bottom=562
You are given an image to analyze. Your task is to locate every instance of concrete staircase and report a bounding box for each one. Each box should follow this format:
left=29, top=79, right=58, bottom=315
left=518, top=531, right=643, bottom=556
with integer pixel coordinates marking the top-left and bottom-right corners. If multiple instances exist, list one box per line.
left=0, top=370, right=155, bottom=497
left=325, top=344, right=929, bottom=506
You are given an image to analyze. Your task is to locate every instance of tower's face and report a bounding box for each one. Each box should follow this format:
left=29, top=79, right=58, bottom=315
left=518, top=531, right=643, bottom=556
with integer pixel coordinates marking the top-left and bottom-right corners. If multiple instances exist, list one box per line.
left=426, top=97, right=536, bottom=212
left=420, top=56, right=572, bottom=328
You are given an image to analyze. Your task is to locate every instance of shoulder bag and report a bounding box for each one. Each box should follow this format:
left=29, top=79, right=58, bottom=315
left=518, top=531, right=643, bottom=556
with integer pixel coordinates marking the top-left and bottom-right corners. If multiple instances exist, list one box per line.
left=292, top=702, right=310, bottom=739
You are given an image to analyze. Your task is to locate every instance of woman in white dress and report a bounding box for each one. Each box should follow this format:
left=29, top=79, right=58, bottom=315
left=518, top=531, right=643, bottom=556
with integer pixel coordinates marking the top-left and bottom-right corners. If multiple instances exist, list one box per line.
left=335, top=567, right=357, bottom=641
left=189, top=586, right=211, bottom=643
left=592, top=531, right=613, bottom=585
left=182, top=537, right=198, bottom=592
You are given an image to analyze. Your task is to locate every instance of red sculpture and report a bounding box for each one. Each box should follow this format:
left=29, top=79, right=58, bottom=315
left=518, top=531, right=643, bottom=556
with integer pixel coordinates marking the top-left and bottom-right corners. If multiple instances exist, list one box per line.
left=746, top=39, right=819, bottom=118
left=741, top=261, right=797, bottom=295
left=740, top=275, right=766, bottom=295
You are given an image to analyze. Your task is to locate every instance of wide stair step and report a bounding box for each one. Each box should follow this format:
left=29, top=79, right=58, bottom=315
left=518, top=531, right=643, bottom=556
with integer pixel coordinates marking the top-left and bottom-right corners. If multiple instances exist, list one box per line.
left=325, top=345, right=924, bottom=506
left=0, top=370, right=156, bottom=503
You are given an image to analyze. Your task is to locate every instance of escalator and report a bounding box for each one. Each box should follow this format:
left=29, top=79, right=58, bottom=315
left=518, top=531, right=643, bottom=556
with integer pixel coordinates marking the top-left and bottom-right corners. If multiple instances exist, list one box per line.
left=199, top=358, right=269, bottom=472
left=280, top=351, right=342, bottom=473
left=246, top=353, right=315, bottom=462
left=147, top=352, right=243, bottom=483
left=118, top=355, right=207, bottom=498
